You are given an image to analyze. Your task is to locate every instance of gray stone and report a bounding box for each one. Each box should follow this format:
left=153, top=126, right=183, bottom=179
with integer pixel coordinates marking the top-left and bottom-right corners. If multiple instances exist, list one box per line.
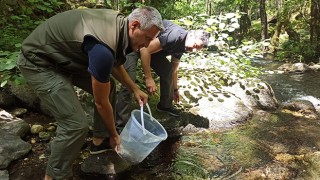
left=0, top=90, right=15, bottom=108
left=0, top=110, right=30, bottom=137
left=0, top=132, right=32, bottom=169
left=11, top=108, right=28, bottom=117
left=224, top=81, right=278, bottom=111
left=0, top=170, right=9, bottom=180
left=0, top=109, right=31, bottom=169
left=30, top=124, right=44, bottom=134
left=189, top=94, right=252, bottom=130
left=81, top=151, right=131, bottom=175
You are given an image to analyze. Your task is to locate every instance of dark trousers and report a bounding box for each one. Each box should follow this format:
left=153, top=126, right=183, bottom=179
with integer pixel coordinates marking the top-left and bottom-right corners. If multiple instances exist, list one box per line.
left=116, top=51, right=173, bottom=123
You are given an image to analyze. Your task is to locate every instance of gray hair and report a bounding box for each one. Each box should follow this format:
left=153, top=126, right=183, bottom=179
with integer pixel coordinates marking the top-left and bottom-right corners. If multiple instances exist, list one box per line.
left=187, top=30, right=209, bottom=47
left=128, top=6, right=164, bottom=31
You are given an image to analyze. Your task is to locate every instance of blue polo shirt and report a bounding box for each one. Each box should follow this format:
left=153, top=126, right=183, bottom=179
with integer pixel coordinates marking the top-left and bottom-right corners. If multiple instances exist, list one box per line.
left=157, top=20, right=188, bottom=59
left=83, top=37, right=114, bottom=83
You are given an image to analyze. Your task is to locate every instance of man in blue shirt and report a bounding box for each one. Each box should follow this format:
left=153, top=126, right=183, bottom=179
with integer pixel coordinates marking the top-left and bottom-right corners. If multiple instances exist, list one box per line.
left=116, top=20, right=208, bottom=125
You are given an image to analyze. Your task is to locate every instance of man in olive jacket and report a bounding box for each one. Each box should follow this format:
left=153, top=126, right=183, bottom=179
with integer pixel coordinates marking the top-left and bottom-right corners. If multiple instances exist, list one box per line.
left=17, top=6, right=163, bottom=180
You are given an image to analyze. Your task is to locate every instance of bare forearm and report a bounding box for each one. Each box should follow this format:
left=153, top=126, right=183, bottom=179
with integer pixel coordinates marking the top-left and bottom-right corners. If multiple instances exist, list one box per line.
left=95, top=102, right=118, bottom=137
left=140, top=49, right=153, bottom=80
left=172, top=58, right=180, bottom=89
left=91, top=77, right=118, bottom=137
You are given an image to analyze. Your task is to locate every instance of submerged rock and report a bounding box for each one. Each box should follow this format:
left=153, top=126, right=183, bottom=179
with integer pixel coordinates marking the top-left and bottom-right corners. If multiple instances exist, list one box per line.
left=81, top=151, right=131, bottom=175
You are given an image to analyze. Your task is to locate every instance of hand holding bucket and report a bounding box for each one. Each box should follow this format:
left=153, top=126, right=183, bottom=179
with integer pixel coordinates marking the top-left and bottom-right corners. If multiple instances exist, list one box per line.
left=119, top=103, right=168, bottom=164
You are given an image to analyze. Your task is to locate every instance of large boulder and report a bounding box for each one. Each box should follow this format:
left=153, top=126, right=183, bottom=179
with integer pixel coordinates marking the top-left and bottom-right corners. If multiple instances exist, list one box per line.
left=177, top=63, right=278, bottom=131
left=0, top=109, right=31, bottom=169
left=188, top=94, right=252, bottom=130
left=223, top=80, right=278, bottom=111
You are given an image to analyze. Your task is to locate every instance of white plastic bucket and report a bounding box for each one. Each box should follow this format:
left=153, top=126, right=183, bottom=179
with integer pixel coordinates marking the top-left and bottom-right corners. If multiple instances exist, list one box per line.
left=119, top=103, right=168, bottom=164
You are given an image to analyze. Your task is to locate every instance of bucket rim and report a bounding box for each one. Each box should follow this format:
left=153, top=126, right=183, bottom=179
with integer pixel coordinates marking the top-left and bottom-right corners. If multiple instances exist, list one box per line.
left=130, top=109, right=168, bottom=140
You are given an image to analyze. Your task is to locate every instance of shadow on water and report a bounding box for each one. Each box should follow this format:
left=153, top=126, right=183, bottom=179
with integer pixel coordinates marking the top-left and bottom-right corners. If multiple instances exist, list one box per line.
left=122, top=111, right=320, bottom=179
left=116, top=136, right=181, bottom=180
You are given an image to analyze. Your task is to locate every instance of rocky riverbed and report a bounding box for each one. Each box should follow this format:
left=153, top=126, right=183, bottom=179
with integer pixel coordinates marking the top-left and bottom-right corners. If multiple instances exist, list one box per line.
left=3, top=61, right=320, bottom=179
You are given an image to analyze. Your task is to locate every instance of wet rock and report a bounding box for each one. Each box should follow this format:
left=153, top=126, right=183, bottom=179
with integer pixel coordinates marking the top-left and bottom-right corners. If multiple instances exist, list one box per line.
left=292, top=63, right=311, bottom=73
left=224, top=81, right=279, bottom=111
left=38, top=131, right=51, bottom=141
left=268, top=142, right=290, bottom=154
left=8, top=83, right=39, bottom=110
left=182, top=124, right=201, bottom=133
left=294, top=96, right=320, bottom=111
left=264, top=162, right=291, bottom=179
left=8, top=83, right=52, bottom=116
left=287, top=100, right=316, bottom=111
left=241, top=169, right=266, bottom=179
left=30, top=124, right=44, bottom=134
left=11, top=108, right=27, bottom=117
left=0, top=132, right=32, bottom=169
left=278, top=63, right=312, bottom=74
left=0, top=109, right=30, bottom=137
left=278, top=63, right=293, bottom=72
left=177, top=63, right=277, bottom=131
left=281, top=99, right=319, bottom=119
left=0, top=89, right=15, bottom=108
left=0, top=170, right=9, bottom=180
left=81, top=151, right=131, bottom=175
left=275, top=153, right=296, bottom=163
left=309, top=63, right=320, bottom=71
left=46, top=125, right=56, bottom=132
left=189, top=95, right=252, bottom=130
left=0, top=109, right=32, bottom=169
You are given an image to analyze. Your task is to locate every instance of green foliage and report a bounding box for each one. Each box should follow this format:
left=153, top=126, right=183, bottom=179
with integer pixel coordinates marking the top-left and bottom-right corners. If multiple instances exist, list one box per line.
left=278, top=39, right=317, bottom=63
left=174, top=13, right=264, bottom=93
left=0, top=50, right=26, bottom=87
left=146, top=0, right=207, bottom=19
left=0, top=20, right=39, bottom=51
left=25, top=0, right=64, bottom=17
left=0, top=0, right=65, bottom=87
left=0, top=12, right=29, bottom=87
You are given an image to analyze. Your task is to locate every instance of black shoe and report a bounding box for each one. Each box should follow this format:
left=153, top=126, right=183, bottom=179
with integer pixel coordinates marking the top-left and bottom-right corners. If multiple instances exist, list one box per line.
left=90, top=138, right=111, bottom=154
left=156, top=104, right=181, bottom=117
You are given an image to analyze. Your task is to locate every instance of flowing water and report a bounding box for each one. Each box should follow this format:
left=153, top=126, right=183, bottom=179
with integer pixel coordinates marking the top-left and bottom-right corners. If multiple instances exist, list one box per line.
left=252, top=58, right=320, bottom=104
left=120, top=58, right=320, bottom=179
left=8, top=58, right=320, bottom=179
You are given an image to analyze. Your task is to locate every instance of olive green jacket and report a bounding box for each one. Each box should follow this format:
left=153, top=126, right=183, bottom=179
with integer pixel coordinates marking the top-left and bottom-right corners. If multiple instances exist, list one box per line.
left=21, top=9, right=129, bottom=73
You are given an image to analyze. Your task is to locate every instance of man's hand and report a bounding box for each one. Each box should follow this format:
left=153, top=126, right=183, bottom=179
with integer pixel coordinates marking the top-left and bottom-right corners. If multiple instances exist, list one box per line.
left=133, top=89, right=148, bottom=106
left=145, top=77, right=157, bottom=95
left=109, top=134, right=121, bottom=153
left=173, top=89, right=180, bottom=103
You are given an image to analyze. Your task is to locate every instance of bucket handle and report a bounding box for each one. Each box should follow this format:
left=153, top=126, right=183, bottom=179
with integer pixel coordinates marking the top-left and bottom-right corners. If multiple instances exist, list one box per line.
left=140, top=103, right=153, bottom=135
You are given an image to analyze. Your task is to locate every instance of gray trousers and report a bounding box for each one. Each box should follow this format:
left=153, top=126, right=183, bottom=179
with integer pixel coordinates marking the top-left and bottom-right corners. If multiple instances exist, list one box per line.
left=17, top=53, right=115, bottom=179
left=116, top=52, right=173, bottom=123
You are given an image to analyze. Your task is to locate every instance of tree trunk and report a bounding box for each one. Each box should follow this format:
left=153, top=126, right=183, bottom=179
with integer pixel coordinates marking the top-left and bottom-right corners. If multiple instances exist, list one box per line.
left=260, top=0, right=268, bottom=41
left=276, top=0, right=282, bottom=9
left=310, top=0, right=320, bottom=57
left=271, top=21, right=284, bottom=53
left=238, top=0, right=251, bottom=44
left=207, top=0, right=212, bottom=16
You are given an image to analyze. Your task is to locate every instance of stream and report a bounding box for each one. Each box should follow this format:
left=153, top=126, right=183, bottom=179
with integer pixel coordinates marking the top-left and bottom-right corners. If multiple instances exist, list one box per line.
left=119, top=58, right=320, bottom=179
left=252, top=58, right=320, bottom=103
left=8, top=58, right=320, bottom=179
